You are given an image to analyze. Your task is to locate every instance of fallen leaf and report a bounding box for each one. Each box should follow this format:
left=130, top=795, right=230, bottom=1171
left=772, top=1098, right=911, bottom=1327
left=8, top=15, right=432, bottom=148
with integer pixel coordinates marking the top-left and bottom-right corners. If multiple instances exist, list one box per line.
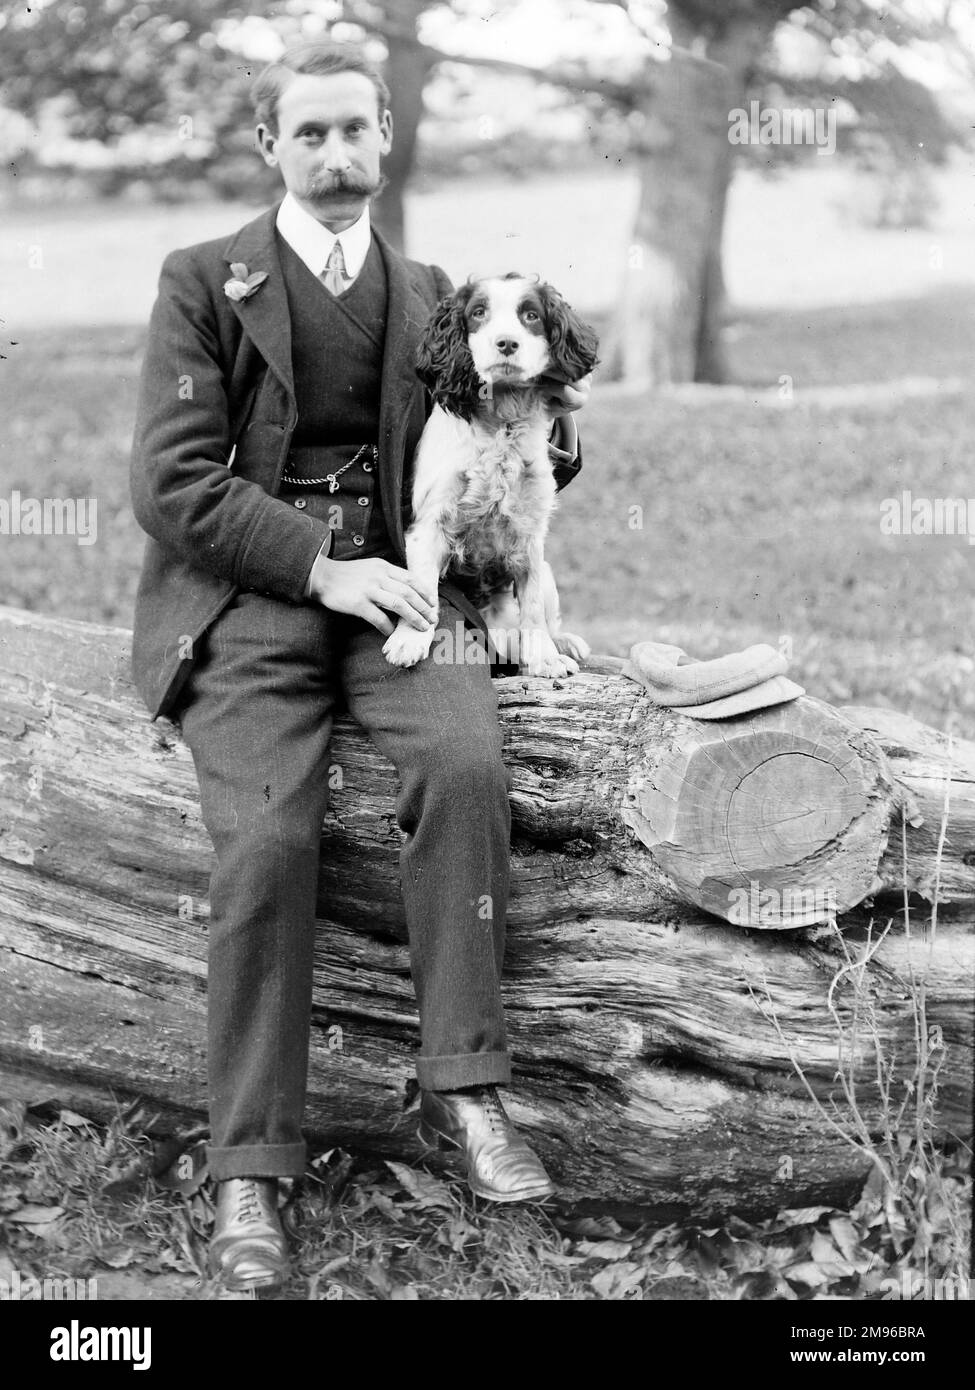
left=785, top=1260, right=831, bottom=1288
left=591, top=1261, right=645, bottom=1299
left=537, top=1248, right=586, bottom=1268
left=631, top=1228, right=681, bottom=1261
left=732, top=1269, right=797, bottom=1300
left=8, top=1204, right=65, bottom=1225
left=58, top=1109, right=98, bottom=1130
left=772, top=1205, right=837, bottom=1229
left=828, top=1215, right=862, bottom=1264
left=356, top=1188, right=401, bottom=1221
left=97, top=1246, right=140, bottom=1270
left=384, top=1161, right=454, bottom=1210
left=575, top=1238, right=635, bottom=1262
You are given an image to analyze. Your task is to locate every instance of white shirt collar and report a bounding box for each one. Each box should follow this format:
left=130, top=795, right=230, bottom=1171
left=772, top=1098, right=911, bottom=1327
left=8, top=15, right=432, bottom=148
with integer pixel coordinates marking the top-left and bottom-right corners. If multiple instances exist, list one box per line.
left=275, top=192, right=372, bottom=280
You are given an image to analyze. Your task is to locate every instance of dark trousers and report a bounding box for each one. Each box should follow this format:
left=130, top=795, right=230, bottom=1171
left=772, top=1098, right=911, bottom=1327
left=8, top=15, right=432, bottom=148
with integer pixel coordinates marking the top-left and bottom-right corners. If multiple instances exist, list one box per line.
left=176, top=584, right=512, bottom=1181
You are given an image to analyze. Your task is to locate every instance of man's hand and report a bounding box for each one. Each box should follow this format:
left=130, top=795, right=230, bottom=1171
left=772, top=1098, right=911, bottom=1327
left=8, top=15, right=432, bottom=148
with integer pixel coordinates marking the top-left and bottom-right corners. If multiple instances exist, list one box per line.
left=307, top=554, right=438, bottom=636
left=538, top=369, right=593, bottom=418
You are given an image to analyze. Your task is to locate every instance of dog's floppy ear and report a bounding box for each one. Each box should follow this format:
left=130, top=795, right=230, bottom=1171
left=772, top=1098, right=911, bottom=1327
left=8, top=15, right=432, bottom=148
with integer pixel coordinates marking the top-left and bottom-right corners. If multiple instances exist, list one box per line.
left=537, top=284, right=600, bottom=383
left=416, top=283, right=482, bottom=421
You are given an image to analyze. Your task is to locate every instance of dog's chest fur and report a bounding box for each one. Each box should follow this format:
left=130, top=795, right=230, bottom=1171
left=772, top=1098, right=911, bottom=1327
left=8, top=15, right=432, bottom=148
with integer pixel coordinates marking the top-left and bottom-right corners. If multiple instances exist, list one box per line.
left=445, top=395, right=556, bottom=576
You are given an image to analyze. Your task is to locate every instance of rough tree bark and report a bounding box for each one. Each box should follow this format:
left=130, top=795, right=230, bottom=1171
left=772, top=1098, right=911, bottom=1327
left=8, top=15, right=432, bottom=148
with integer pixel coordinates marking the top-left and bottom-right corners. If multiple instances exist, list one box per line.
left=0, top=608, right=971, bottom=1220
left=603, top=0, right=805, bottom=387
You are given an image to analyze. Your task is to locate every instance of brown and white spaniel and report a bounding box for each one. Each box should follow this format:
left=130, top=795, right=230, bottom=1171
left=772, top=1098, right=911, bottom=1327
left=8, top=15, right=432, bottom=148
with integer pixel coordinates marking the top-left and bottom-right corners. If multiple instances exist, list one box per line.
left=382, top=273, right=599, bottom=677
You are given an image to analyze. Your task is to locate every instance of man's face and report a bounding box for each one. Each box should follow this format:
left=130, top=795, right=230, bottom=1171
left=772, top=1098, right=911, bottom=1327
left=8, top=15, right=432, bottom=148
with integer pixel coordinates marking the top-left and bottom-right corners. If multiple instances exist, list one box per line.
left=257, top=71, right=393, bottom=226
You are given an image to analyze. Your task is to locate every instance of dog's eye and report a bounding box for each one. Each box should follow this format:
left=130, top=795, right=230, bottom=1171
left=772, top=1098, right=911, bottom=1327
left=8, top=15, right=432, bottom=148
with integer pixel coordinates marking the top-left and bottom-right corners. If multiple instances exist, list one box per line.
left=469, top=305, right=487, bottom=320
left=522, top=310, right=540, bottom=323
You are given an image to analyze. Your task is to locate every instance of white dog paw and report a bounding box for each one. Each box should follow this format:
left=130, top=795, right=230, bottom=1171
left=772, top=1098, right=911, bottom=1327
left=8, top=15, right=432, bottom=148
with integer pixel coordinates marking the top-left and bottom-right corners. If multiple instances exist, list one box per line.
left=521, top=633, right=578, bottom=679
left=383, top=625, right=434, bottom=668
left=554, top=631, right=590, bottom=664
left=529, top=654, right=578, bottom=679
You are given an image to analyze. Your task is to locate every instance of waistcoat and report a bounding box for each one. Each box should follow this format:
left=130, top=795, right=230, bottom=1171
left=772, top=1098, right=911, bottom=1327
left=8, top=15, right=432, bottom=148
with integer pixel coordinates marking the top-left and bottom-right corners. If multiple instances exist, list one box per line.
left=277, top=232, right=396, bottom=562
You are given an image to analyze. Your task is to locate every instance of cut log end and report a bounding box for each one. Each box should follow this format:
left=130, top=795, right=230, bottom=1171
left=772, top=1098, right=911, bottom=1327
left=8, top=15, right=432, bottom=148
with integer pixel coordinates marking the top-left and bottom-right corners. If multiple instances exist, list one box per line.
left=623, top=698, right=894, bottom=927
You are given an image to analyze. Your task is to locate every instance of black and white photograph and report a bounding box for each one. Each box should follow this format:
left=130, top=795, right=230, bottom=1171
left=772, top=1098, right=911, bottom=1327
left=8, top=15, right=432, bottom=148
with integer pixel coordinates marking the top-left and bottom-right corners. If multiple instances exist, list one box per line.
left=0, top=0, right=972, bottom=1336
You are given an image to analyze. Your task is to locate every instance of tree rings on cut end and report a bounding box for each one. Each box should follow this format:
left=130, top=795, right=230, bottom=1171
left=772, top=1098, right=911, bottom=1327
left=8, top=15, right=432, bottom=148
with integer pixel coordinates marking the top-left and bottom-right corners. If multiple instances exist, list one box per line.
left=623, top=699, right=891, bottom=927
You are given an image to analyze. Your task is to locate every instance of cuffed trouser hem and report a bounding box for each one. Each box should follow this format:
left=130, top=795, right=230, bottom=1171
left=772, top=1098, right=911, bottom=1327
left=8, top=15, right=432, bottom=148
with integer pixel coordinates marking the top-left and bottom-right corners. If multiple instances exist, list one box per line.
left=416, top=1050, right=511, bottom=1092
left=207, top=1141, right=307, bottom=1181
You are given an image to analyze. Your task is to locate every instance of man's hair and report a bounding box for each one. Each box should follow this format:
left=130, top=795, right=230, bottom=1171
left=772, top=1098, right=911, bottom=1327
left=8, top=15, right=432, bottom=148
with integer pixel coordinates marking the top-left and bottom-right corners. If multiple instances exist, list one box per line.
left=252, top=41, right=391, bottom=134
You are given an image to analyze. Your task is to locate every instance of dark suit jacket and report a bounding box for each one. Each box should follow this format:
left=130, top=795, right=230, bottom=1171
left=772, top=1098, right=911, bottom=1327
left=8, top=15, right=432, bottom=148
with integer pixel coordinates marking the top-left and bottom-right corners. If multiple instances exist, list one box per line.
left=130, top=203, right=581, bottom=720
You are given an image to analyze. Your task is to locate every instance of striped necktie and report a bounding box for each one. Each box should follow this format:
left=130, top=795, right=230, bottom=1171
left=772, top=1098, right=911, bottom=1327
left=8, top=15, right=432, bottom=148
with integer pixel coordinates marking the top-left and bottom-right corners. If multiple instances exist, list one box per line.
left=322, top=240, right=352, bottom=296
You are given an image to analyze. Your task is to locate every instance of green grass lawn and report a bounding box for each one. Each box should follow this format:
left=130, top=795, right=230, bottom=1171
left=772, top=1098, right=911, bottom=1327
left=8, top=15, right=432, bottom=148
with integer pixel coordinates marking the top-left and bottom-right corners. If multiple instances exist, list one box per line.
left=2, top=286, right=972, bottom=738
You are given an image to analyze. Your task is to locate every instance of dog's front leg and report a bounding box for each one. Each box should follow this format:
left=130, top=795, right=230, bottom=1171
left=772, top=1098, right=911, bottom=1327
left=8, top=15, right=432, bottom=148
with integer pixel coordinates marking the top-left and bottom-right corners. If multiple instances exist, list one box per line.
left=516, top=541, right=576, bottom=679
left=382, top=519, right=450, bottom=668
left=541, top=560, right=590, bottom=665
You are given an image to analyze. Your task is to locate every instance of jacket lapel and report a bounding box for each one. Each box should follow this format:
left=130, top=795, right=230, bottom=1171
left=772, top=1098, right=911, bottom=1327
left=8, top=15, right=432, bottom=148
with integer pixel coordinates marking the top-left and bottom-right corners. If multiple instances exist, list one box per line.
left=223, top=205, right=295, bottom=404
left=373, top=228, right=434, bottom=554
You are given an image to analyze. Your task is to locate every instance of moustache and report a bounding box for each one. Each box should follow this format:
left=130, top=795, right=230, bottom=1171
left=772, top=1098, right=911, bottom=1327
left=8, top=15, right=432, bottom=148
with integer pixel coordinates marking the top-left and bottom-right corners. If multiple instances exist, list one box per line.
left=307, top=170, right=388, bottom=199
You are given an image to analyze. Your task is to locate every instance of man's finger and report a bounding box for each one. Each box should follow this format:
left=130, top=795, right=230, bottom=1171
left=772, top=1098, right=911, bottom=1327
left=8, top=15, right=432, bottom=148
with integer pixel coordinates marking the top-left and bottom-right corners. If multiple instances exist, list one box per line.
left=378, top=563, right=437, bottom=610
left=383, top=577, right=437, bottom=623
left=376, top=587, right=435, bottom=631
left=400, top=570, right=439, bottom=607
left=360, top=601, right=395, bottom=637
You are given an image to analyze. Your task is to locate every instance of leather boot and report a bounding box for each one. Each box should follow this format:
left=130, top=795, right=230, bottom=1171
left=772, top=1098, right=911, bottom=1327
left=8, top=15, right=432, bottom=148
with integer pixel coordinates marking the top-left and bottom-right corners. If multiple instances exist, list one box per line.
left=209, top=1177, right=289, bottom=1291
left=418, top=1086, right=556, bottom=1202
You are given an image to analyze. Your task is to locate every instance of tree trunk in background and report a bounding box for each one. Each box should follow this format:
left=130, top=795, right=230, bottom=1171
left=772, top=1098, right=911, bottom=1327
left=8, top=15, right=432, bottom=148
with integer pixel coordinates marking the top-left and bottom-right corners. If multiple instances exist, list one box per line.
left=604, top=7, right=776, bottom=387
left=371, top=3, right=435, bottom=253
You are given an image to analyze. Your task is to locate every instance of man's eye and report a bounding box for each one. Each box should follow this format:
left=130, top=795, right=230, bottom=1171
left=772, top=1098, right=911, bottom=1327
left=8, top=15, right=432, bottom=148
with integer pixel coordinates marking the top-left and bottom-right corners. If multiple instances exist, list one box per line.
left=299, top=131, right=323, bottom=142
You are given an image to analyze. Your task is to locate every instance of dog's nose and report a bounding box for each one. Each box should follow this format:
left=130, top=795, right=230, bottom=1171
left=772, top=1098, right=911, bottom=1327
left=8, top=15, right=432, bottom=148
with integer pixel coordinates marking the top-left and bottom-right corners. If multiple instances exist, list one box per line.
left=495, top=337, right=519, bottom=357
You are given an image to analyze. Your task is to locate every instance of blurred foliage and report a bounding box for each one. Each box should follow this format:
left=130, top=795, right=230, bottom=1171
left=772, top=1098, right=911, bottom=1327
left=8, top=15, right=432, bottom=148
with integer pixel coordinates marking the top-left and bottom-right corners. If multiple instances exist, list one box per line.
left=0, top=0, right=969, bottom=203
left=0, top=0, right=295, bottom=201
left=746, top=60, right=961, bottom=227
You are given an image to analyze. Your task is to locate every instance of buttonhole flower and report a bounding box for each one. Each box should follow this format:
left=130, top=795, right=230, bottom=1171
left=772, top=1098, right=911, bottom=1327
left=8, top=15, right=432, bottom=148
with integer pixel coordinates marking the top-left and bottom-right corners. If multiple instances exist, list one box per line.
left=223, top=263, right=268, bottom=302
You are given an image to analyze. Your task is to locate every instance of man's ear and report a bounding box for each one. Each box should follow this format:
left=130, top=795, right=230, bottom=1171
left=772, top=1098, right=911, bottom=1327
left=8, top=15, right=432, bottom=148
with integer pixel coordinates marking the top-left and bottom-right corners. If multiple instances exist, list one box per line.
left=256, top=124, right=278, bottom=168
left=380, top=108, right=393, bottom=156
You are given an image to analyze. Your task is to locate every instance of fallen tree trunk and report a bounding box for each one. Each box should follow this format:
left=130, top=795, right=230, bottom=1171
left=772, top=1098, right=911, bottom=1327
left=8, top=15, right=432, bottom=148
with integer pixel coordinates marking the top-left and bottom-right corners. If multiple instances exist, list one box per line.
left=0, top=606, right=972, bottom=1219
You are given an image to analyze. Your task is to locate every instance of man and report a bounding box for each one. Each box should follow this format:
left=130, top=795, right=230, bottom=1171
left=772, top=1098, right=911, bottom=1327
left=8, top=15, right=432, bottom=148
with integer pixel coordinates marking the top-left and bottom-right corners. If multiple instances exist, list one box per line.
left=130, top=40, right=589, bottom=1292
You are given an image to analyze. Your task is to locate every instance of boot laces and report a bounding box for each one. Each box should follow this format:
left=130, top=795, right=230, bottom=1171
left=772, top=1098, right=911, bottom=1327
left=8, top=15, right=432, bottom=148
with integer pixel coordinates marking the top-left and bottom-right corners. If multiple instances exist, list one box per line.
left=480, top=1087, right=507, bottom=1134
left=237, top=1179, right=267, bottom=1223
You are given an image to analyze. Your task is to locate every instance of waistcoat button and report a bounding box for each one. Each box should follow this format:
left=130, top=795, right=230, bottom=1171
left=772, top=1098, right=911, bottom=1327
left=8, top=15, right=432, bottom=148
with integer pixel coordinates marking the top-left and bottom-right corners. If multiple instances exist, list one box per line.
left=358, top=496, right=369, bottom=507
left=352, top=535, right=364, bottom=547
left=293, top=498, right=306, bottom=510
